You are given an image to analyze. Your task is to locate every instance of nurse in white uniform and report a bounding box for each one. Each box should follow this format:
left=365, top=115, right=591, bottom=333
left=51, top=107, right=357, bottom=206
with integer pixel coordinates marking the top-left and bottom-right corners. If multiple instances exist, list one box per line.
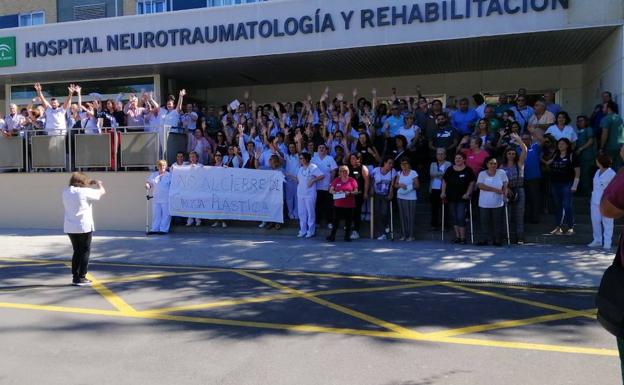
left=296, top=152, right=324, bottom=238
left=588, top=154, right=617, bottom=249
left=145, top=159, right=172, bottom=234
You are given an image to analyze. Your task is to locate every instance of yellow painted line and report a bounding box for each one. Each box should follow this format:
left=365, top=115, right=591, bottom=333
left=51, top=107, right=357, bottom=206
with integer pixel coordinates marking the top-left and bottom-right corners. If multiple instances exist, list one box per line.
left=0, top=262, right=67, bottom=269
left=0, top=257, right=65, bottom=264
left=0, top=301, right=398, bottom=339
left=434, top=336, right=618, bottom=357
left=0, top=301, right=129, bottom=317
left=97, top=270, right=223, bottom=284
left=312, top=282, right=434, bottom=296
left=458, top=281, right=597, bottom=294
left=89, top=262, right=229, bottom=272
left=238, top=268, right=423, bottom=283
left=0, top=301, right=617, bottom=357
left=236, top=270, right=426, bottom=338
left=426, top=312, right=587, bottom=338
left=143, top=293, right=296, bottom=314
left=144, top=282, right=434, bottom=314
left=86, top=272, right=137, bottom=314
left=441, top=282, right=595, bottom=319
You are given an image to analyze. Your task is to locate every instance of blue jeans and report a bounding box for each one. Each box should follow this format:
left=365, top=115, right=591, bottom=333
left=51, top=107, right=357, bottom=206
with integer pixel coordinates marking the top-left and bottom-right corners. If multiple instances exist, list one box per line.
left=551, top=181, right=574, bottom=228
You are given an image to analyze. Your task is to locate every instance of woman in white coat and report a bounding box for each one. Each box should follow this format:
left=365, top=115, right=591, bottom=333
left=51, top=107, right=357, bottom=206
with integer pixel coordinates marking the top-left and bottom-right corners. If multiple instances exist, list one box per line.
left=296, top=151, right=324, bottom=238
left=588, top=154, right=617, bottom=249
left=145, top=159, right=172, bottom=235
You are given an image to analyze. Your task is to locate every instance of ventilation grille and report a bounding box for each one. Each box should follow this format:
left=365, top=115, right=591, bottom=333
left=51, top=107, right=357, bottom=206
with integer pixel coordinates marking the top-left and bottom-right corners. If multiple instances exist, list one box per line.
left=73, top=3, right=106, bottom=21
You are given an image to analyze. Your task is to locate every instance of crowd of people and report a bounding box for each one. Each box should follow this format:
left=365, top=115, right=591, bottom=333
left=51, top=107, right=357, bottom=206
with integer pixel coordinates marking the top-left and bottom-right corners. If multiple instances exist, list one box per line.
left=3, top=84, right=624, bottom=247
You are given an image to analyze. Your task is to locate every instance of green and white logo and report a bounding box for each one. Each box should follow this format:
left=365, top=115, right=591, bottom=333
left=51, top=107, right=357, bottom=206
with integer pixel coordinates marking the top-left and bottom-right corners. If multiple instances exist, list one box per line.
left=0, top=36, right=16, bottom=67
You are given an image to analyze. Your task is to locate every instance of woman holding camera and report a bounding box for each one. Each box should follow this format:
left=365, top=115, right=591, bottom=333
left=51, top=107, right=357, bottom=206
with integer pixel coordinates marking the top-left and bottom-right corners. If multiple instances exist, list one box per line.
left=500, top=133, right=528, bottom=244
left=63, top=172, right=105, bottom=286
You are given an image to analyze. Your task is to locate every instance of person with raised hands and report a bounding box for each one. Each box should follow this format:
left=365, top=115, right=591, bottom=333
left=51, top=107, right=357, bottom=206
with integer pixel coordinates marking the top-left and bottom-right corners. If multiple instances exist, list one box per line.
left=34, top=82, right=73, bottom=135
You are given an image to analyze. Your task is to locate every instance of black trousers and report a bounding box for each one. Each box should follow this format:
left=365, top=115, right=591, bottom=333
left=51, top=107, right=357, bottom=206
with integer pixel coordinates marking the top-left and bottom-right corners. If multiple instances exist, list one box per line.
left=331, top=207, right=353, bottom=240
left=430, top=189, right=442, bottom=228
left=68, top=232, right=92, bottom=280
left=316, top=190, right=333, bottom=224
left=524, top=179, right=541, bottom=223
left=352, top=194, right=364, bottom=232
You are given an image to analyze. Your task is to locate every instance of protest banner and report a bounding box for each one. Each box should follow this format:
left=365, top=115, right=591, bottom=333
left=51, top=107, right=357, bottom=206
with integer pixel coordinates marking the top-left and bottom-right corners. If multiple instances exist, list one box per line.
left=169, top=166, right=284, bottom=223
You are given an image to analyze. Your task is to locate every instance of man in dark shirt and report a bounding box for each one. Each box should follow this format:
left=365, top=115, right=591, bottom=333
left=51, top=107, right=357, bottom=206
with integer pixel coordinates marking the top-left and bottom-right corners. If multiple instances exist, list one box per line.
left=429, top=113, right=458, bottom=160
left=591, top=91, right=620, bottom=140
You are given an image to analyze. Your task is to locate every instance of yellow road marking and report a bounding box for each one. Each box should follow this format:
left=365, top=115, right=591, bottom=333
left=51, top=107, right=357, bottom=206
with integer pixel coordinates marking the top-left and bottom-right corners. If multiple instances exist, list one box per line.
left=0, top=257, right=65, bottom=264
left=313, top=282, right=433, bottom=296
left=425, top=309, right=598, bottom=338
left=236, top=270, right=426, bottom=338
left=239, top=268, right=423, bottom=283
left=142, top=293, right=296, bottom=313
left=0, top=301, right=399, bottom=339
left=435, top=335, right=618, bottom=357
left=97, top=270, right=226, bottom=284
left=0, top=262, right=66, bottom=269
left=86, top=272, right=137, bottom=314
left=441, top=282, right=595, bottom=319
left=143, top=282, right=434, bottom=314
left=457, top=281, right=597, bottom=294
left=0, top=301, right=616, bottom=357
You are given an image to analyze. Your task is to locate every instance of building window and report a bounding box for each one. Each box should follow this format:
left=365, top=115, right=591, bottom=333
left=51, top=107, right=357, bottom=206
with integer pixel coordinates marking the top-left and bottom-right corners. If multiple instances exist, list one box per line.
left=18, top=11, right=45, bottom=27
left=137, top=0, right=170, bottom=14
left=208, top=0, right=266, bottom=6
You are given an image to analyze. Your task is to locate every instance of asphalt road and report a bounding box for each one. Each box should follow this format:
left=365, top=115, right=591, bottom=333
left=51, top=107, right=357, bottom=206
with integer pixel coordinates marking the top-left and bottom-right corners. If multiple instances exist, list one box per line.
left=0, top=258, right=619, bottom=385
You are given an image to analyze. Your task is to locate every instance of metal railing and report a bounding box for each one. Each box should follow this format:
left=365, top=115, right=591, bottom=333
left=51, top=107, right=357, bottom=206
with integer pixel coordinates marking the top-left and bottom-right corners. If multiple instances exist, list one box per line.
left=0, top=126, right=188, bottom=172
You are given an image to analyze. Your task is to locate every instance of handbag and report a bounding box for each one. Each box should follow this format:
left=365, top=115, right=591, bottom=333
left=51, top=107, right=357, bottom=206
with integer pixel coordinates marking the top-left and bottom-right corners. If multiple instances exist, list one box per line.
left=596, top=240, right=624, bottom=337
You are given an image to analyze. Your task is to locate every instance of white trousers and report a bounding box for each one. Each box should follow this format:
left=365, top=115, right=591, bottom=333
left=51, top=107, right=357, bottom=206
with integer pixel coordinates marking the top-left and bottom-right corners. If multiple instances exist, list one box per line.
left=297, top=194, right=317, bottom=236
left=591, top=203, right=614, bottom=247
left=285, top=180, right=298, bottom=219
left=151, top=201, right=171, bottom=233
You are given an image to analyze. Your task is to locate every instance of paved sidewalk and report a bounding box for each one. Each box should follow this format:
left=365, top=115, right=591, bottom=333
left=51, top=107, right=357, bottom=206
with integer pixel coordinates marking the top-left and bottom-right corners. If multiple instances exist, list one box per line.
left=0, top=229, right=615, bottom=287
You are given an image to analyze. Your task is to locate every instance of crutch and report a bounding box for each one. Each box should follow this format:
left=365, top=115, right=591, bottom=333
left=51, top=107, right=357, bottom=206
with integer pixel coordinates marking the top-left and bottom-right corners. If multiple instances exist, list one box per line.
left=369, top=196, right=374, bottom=240
left=468, top=199, right=474, bottom=245
left=145, top=190, right=153, bottom=236
left=505, top=201, right=511, bottom=247
left=441, top=200, right=445, bottom=241
left=389, top=199, right=394, bottom=241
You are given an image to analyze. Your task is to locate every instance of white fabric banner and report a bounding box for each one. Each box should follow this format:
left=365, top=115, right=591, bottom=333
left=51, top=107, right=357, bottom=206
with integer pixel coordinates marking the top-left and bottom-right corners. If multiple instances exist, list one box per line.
left=169, top=166, right=285, bottom=223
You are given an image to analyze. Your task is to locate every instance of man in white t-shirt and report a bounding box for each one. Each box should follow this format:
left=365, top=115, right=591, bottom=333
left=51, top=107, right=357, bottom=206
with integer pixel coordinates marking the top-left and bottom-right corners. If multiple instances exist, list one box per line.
left=34, top=82, right=73, bottom=135
left=311, top=143, right=338, bottom=228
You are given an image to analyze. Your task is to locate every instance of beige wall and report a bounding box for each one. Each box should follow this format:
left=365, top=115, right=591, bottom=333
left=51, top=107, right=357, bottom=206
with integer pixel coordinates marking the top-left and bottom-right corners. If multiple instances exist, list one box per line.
left=0, top=172, right=149, bottom=232
left=123, top=0, right=135, bottom=16
left=582, top=27, right=624, bottom=114
left=201, top=64, right=586, bottom=117
left=0, top=0, right=57, bottom=23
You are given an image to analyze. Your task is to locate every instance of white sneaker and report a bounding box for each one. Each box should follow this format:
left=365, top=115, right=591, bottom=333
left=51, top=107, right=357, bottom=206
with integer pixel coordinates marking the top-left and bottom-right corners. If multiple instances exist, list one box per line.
left=297, top=232, right=305, bottom=238
left=350, top=231, right=360, bottom=240
left=587, top=241, right=602, bottom=248
left=258, top=222, right=266, bottom=228
left=186, top=218, right=193, bottom=227
left=327, top=223, right=333, bottom=230
left=305, top=233, right=315, bottom=238
left=221, top=222, right=227, bottom=228
left=195, top=219, right=201, bottom=226
left=604, top=245, right=612, bottom=250
left=211, top=221, right=219, bottom=228
left=377, top=234, right=387, bottom=240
